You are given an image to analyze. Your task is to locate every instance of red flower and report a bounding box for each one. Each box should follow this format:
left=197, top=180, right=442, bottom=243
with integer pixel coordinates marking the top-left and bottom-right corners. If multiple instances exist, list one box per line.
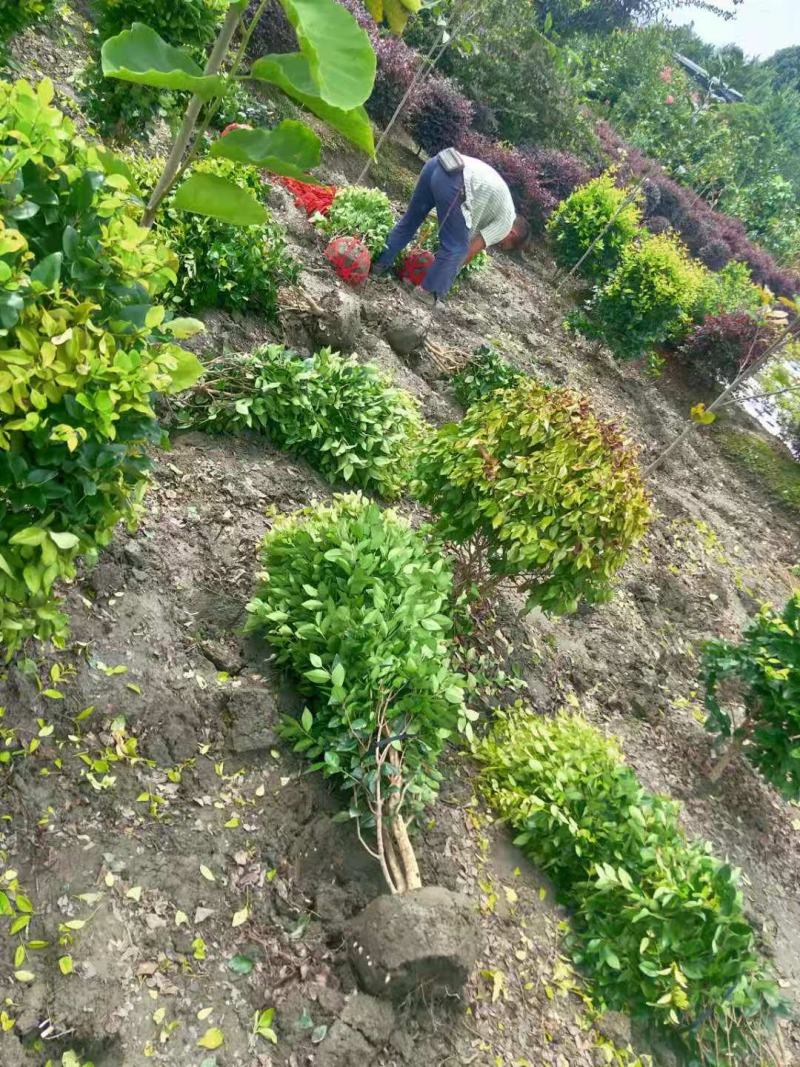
left=665, top=94, right=675, bottom=105
left=659, top=66, right=673, bottom=82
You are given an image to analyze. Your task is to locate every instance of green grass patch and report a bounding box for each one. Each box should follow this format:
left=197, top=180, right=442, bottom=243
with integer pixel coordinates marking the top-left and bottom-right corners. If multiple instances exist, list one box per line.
left=717, top=428, right=800, bottom=513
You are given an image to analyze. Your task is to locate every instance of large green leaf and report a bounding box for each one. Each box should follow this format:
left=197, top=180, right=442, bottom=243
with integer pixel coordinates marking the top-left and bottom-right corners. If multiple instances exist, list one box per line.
left=278, top=0, right=376, bottom=110
left=210, top=120, right=321, bottom=179
left=250, top=54, right=375, bottom=157
left=163, top=348, right=205, bottom=394
left=172, top=173, right=268, bottom=225
left=101, top=24, right=226, bottom=100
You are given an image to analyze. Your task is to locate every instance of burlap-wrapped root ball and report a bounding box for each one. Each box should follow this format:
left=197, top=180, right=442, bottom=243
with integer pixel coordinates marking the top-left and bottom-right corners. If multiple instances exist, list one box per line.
left=325, top=235, right=372, bottom=287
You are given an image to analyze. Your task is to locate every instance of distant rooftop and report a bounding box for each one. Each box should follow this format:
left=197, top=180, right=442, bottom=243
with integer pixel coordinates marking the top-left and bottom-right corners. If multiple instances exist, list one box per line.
left=674, top=52, right=744, bottom=103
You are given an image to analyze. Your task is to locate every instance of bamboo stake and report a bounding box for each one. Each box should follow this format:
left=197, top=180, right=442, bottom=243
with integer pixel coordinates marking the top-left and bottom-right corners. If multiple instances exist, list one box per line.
left=645, top=317, right=800, bottom=475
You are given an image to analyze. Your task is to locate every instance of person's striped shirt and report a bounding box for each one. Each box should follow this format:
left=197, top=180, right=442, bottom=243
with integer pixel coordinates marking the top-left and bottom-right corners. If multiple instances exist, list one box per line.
left=461, top=155, right=516, bottom=248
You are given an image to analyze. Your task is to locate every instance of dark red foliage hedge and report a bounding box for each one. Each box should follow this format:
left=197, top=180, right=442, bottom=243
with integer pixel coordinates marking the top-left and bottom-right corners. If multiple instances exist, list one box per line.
left=596, top=122, right=800, bottom=298
left=699, top=239, right=733, bottom=271
left=367, top=36, right=419, bottom=127
left=678, top=312, right=781, bottom=385
left=645, top=215, right=671, bottom=235
left=408, top=75, right=474, bottom=157
left=458, top=131, right=558, bottom=231
left=245, top=0, right=297, bottom=56
left=523, top=147, right=594, bottom=202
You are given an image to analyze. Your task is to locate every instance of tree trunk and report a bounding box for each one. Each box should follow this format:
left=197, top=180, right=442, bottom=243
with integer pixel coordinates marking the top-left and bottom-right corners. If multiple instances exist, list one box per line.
left=708, top=734, right=744, bottom=783
left=142, top=5, right=244, bottom=228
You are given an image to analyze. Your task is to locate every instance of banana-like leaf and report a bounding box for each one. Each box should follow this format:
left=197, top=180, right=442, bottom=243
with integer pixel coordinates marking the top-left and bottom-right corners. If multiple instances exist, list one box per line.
left=210, top=120, right=321, bottom=179
left=278, top=0, right=375, bottom=110
left=383, top=0, right=410, bottom=34
left=102, top=23, right=225, bottom=99
left=363, top=0, right=420, bottom=34
left=172, top=173, right=268, bottom=225
left=250, top=54, right=375, bottom=157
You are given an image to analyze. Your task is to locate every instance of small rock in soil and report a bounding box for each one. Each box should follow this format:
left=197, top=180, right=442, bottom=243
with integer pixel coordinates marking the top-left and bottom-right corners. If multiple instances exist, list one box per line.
left=316, top=1021, right=375, bottom=1067
left=385, top=309, right=429, bottom=356
left=223, top=687, right=280, bottom=755
left=339, top=992, right=395, bottom=1044
left=347, top=885, right=479, bottom=1001
left=312, top=287, right=363, bottom=353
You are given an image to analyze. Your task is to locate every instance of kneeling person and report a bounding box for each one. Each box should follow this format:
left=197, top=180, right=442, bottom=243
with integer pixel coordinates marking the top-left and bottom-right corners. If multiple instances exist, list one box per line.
left=373, top=147, right=529, bottom=303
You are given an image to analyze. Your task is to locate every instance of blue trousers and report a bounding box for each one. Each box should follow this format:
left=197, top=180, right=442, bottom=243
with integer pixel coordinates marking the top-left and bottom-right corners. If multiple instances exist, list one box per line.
left=375, top=156, right=469, bottom=297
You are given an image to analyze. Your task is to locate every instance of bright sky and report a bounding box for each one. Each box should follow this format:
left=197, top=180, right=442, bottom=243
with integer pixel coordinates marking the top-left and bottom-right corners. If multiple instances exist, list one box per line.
left=665, top=0, right=800, bottom=59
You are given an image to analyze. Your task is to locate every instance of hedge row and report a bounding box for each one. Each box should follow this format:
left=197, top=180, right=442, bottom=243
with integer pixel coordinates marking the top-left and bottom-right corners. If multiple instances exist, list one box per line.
left=547, top=175, right=776, bottom=374
left=476, top=706, right=785, bottom=1063
left=596, top=122, right=800, bottom=299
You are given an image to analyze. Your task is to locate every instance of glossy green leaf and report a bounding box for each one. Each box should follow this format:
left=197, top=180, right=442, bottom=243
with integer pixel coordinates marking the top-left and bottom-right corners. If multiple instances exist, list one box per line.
left=172, top=173, right=268, bottom=225
left=210, top=120, right=321, bottom=179
left=162, top=347, right=204, bottom=394
left=101, top=24, right=225, bottom=100
left=250, top=54, right=374, bottom=157
left=31, top=253, right=62, bottom=288
left=164, top=317, right=205, bottom=340
left=95, top=148, right=142, bottom=197
left=9, top=527, right=47, bottom=547
left=49, top=531, right=80, bottom=550
left=278, top=0, right=376, bottom=109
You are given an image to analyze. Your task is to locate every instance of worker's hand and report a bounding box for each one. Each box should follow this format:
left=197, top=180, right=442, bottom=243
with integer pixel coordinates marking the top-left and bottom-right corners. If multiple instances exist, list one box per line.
left=463, top=234, right=487, bottom=266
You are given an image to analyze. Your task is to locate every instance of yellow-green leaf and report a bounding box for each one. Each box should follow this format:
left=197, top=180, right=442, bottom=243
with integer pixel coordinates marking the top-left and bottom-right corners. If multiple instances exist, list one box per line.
left=197, top=1027, right=224, bottom=1050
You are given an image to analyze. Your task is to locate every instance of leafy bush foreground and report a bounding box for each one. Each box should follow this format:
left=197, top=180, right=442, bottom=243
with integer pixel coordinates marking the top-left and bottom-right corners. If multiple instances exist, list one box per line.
left=129, top=156, right=297, bottom=318
left=477, top=707, right=786, bottom=1064
left=179, top=344, right=422, bottom=498
left=246, top=493, right=470, bottom=892
left=452, top=345, right=522, bottom=409
left=0, top=79, right=202, bottom=656
left=314, top=186, right=395, bottom=257
left=415, top=378, right=652, bottom=614
left=704, top=592, right=800, bottom=799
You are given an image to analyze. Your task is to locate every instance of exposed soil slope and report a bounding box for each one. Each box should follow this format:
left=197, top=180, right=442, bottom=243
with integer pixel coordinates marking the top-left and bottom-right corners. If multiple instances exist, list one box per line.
left=2, top=10, right=800, bottom=1067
